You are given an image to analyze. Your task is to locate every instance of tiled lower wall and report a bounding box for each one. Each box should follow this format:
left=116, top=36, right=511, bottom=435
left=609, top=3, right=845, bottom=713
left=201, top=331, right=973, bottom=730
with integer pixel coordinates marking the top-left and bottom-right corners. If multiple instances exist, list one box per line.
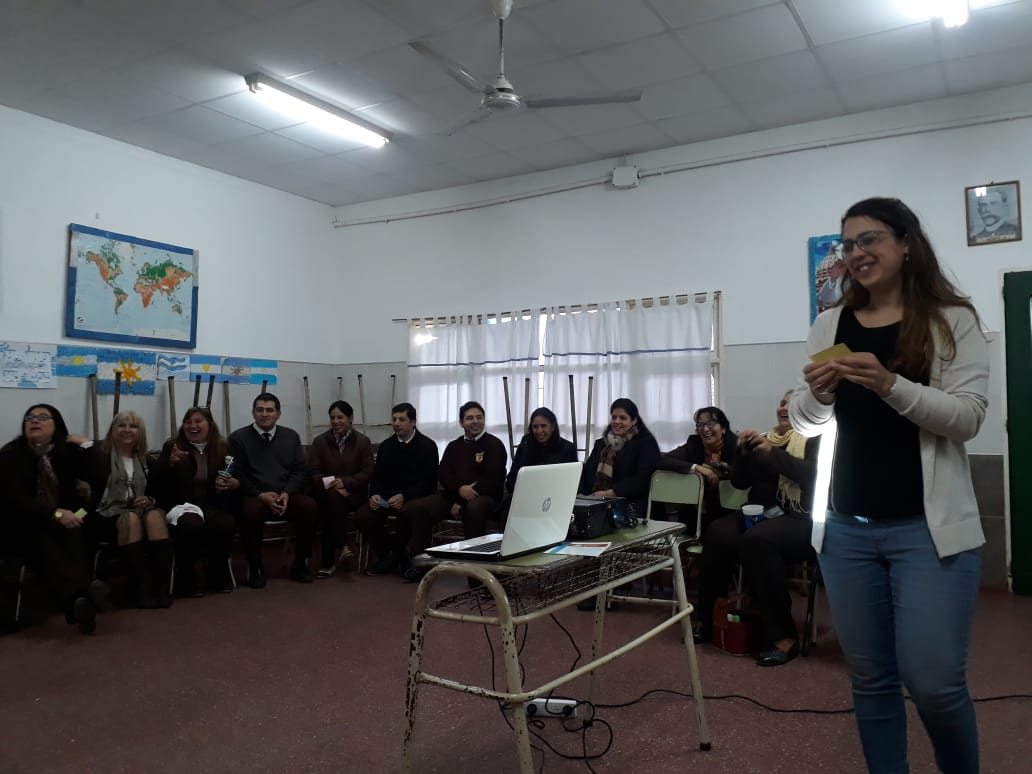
left=971, top=454, right=1008, bottom=589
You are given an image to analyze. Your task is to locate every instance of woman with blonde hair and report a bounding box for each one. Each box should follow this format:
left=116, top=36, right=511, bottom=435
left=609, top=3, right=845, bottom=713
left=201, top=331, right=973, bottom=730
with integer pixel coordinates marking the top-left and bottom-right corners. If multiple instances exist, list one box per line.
left=83, top=411, right=173, bottom=608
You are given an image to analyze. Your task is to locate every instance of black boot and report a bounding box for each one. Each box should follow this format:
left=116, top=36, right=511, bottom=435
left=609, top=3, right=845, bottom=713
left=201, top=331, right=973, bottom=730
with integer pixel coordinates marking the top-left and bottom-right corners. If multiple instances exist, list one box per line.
left=124, top=542, right=159, bottom=609
left=149, top=539, right=175, bottom=608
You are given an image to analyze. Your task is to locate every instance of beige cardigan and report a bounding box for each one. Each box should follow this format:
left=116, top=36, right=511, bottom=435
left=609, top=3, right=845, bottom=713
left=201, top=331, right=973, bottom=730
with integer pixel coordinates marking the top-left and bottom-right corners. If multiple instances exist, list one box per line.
left=790, top=304, right=989, bottom=558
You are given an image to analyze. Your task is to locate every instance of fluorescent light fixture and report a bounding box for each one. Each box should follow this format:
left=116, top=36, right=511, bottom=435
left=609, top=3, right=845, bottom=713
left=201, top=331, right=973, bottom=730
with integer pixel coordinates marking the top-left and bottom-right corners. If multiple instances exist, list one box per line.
left=898, top=0, right=970, bottom=27
left=244, top=72, right=390, bottom=148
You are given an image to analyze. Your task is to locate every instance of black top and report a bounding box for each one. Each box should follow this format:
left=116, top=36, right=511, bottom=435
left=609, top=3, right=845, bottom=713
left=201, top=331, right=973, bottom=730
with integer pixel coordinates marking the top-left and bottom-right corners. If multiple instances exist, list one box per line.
left=578, top=431, right=661, bottom=507
left=506, top=435, right=579, bottom=492
left=0, top=438, right=86, bottom=530
left=730, top=436, right=821, bottom=516
left=831, top=308, right=924, bottom=517
left=370, top=430, right=439, bottom=502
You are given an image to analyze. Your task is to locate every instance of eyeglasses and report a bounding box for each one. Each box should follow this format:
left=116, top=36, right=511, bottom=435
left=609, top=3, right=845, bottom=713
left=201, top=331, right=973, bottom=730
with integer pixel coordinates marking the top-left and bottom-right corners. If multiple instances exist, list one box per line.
left=24, top=413, right=53, bottom=423
left=695, top=420, right=719, bottom=431
left=841, top=230, right=889, bottom=256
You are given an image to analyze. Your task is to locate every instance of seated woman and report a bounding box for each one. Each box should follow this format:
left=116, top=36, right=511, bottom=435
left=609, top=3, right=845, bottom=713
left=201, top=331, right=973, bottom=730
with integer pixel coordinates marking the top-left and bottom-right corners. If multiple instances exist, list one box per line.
left=0, top=404, right=109, bottom=634
left=82, top=411, right=173, bottom=609
left=149, top=407, right=237, bottom=596
left=658, top=406, right=739, bottom=524
left=306, top=400, right=374, bottom=578
left=506, top=407, right=579, bottom=493
left=696, top=391, right=819, bottom=667
left=579, top=398, right=660, bottom=519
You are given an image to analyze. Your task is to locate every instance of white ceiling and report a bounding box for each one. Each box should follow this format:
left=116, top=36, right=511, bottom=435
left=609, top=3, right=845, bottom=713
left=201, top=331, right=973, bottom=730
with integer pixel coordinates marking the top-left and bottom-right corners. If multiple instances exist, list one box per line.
left=3, top=0, right=1032, bottom=207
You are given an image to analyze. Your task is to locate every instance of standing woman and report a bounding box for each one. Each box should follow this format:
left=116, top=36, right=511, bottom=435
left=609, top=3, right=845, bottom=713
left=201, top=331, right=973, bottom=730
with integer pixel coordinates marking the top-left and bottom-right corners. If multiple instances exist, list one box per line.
left=0, top=404, right=108, bottom=634
left=792, top=197, right=988, bottom=773
left=579, top=398, right=660, bottom=518
left=83, top=411, right=174, bottom=609
left=149, top=407, right=237, bottom=595
left=306, top=400, right=374, bottom=578
left=505, top=407, right=579, bottom=492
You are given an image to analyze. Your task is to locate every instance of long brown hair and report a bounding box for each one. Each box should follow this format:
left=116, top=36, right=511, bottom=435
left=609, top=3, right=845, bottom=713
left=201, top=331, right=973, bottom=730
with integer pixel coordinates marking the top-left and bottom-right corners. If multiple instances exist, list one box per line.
left=839, top=197, right=981, bottom=381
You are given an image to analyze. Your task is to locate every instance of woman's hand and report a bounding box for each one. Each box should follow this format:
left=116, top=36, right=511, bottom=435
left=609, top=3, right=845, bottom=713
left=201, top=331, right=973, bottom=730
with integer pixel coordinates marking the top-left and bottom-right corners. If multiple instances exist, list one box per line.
left=590, top=489, right=616, bottom=498
left=55, top=509, right=82, bottom=529
left=803, top=361, right=841, bottom=404
left=694, top=465, right=719, bottom=487
left=131, top=496, right=156, bottom=510
left=835, top=353, right=897, bottom=397
left=169, top=444, right=189, bottom=466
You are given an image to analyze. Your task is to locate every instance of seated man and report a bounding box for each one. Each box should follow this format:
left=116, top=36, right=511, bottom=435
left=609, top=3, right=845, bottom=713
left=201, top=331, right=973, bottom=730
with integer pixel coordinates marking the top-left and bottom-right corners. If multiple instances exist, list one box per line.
left=222, top=392, right=318, bottom=587
left=435, top=401, right=507, bottom=538
left=355, top=403, right=441, bottom=580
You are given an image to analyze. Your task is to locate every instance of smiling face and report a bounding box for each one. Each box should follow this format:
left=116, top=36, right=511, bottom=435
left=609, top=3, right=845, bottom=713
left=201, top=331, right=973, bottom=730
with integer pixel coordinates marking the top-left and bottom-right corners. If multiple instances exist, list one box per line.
left=531, top=415, right=555, bottom=445
left=182, top=410, right=211, bottom=444
left=112, top=416, right=141, bottom=451
left=329, top=407, right=352, bottom=435
left=23, top=408, right=56, bottom=446
left=461, top=406, right=485, bottom=438
left=695, top=411, right=725, bottom=447
left=842, top=215, right=907, bottom=296
left=609, top=408, right=638, bottom=437
left=252, top=400, right=280, bottom=432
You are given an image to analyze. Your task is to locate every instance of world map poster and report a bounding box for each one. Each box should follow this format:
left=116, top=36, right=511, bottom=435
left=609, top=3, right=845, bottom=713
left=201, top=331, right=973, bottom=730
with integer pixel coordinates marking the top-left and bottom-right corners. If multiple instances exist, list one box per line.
left=66, top=224, right=198, bottom=349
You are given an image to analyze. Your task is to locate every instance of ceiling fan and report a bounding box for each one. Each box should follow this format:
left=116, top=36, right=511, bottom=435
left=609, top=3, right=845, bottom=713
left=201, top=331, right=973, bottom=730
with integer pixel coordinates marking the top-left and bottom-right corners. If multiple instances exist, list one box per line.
left=409, top=0, right=641, bottom=132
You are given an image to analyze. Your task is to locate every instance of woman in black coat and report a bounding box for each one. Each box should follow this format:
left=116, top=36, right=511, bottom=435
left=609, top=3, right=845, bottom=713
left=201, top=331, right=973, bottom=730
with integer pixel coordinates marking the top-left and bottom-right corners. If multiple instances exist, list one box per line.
left=506, top=407, right=579, bottom=492
left=0, top=404, right=108, bottom=634
left=578, top=398, right=660, bottom=518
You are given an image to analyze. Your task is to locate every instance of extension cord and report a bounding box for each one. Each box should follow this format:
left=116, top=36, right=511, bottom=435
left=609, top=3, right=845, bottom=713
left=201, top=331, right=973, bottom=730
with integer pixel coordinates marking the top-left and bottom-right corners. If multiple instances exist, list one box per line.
left=526, top=698, right=578, bottom=719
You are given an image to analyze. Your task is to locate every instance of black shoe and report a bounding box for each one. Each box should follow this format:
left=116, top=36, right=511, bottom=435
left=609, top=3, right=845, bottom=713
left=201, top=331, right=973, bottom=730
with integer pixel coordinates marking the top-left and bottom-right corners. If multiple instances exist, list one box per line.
left=88, top=580, right=112, bottom=613
left=400, top=566, right=428, bottom=583
left=364, top=553, right=398, bottom=576
left=207, top=570, right=234, bottom=594
left=248, top=565, right=267, bottom=589
left=290, top=562, right=315, bottom=583
left=692, top=626, right=711, bottom=645
left=756, top=641, right=799, bottom=667
left=72, top=596, right=97, bottom=635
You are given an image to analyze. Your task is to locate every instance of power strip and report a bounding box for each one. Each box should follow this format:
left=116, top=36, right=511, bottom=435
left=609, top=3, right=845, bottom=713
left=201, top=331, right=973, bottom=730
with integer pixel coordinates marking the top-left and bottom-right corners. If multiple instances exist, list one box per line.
left=526, top=698, right=578, bottom=719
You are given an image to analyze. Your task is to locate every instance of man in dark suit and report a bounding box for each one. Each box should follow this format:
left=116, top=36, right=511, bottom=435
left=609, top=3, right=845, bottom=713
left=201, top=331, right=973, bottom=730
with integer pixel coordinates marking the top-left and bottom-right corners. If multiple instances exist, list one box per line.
left=222, top=392, right=318, bottom=587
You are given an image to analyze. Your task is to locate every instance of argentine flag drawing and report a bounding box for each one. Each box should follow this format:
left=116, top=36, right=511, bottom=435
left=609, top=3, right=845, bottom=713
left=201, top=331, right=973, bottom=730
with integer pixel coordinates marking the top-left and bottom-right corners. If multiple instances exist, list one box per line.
left=54, top=345, right=98, bottom=377
left=157, top=353, right=190, bottom=381
left=96, top=348, right=157, bottom=395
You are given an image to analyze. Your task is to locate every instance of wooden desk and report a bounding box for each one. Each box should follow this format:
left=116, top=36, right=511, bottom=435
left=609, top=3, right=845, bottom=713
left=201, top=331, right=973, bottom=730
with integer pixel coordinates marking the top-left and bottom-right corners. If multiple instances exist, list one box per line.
left=401, top=520, right=711, bottom=773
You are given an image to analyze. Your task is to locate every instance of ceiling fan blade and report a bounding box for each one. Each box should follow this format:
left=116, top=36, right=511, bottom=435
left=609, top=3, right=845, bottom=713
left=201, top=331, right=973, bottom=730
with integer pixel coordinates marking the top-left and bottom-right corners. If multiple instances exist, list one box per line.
left=435, top=109, right=495, bottom=136
left=408, top=40, right=483, bottom=94
left=524, top=91, right=642, bottom=109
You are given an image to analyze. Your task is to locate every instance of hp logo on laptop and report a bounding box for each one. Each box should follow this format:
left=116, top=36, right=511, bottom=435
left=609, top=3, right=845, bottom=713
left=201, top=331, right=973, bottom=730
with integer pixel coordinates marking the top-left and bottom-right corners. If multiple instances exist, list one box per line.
left=541, top=497, right=551, bottom=512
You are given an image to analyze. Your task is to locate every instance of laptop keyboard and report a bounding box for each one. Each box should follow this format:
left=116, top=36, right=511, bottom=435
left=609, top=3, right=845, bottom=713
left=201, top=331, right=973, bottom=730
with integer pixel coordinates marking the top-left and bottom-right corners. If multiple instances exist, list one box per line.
left=466, top=538, right=503, bottom=554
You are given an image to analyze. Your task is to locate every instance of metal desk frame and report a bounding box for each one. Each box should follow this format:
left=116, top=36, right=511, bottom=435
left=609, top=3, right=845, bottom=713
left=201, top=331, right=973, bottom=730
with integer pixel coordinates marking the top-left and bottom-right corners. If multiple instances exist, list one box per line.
left=401, top=520, right=711, bottom=773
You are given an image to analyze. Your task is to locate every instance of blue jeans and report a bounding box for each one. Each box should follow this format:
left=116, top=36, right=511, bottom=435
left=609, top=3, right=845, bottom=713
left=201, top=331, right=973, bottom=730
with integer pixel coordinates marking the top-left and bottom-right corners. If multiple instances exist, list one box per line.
left=819, top=512, right=981, bottom=774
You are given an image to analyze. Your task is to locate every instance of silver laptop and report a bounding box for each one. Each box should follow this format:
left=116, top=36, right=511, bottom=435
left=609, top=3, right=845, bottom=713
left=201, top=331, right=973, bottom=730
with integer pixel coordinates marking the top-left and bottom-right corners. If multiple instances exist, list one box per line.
left=426, top=461, right=582, bottom=561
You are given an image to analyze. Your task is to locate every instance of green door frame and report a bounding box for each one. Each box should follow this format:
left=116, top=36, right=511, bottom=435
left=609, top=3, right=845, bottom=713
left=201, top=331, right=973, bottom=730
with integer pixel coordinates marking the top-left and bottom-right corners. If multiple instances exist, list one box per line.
left=1003, top=271, right=1032, bottom=594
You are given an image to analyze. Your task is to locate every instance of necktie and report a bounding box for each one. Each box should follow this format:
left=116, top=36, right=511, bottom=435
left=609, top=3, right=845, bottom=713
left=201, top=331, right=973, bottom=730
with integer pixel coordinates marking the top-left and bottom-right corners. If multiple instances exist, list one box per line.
left=262, top=432, right=271, bottom=443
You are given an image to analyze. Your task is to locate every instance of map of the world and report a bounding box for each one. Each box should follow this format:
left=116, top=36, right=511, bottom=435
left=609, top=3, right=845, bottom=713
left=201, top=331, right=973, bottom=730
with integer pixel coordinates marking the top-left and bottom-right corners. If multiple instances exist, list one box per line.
left=66, top=224, right=198, bottom=348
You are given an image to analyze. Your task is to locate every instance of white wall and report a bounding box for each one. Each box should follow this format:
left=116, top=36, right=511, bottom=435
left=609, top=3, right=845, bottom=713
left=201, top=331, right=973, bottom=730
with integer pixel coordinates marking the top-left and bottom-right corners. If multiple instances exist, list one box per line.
left=332, top=85, right=1032, bottom=454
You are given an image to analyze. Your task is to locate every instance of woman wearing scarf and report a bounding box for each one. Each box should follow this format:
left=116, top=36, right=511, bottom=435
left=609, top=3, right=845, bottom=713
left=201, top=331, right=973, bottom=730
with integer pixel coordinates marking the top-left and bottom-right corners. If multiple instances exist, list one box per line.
left=695, top=391, right=819, bottom=667
left=659, top=406, right=739, bottom=524
left=306, top=400, right=374, bottom=578
left=578, top=398, right=660, bottom=518
left=82, top=411, right=173, bottom=609
left=149, top=406, right=237, bottom=596
left=0, top=404, right=109, bottom=634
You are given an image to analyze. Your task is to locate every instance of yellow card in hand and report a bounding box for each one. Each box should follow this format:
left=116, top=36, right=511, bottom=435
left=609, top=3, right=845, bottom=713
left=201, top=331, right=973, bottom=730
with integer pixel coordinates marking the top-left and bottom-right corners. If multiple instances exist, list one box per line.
left=810, top=343, right=852, bottom=363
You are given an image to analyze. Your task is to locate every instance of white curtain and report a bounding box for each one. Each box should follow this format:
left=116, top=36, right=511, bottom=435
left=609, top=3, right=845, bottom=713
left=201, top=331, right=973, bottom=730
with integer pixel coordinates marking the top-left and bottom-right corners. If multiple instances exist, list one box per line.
left=542, top=297, right=713, bottom=456
left=407, top=315, right=540, bottom=457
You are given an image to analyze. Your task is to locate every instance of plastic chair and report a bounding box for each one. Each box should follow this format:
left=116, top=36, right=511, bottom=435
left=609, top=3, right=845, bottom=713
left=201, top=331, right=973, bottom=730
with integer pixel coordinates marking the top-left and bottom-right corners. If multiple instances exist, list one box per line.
left=645, top=470, right=706, bottom=542
left=718, top=480, right=751, bottom=512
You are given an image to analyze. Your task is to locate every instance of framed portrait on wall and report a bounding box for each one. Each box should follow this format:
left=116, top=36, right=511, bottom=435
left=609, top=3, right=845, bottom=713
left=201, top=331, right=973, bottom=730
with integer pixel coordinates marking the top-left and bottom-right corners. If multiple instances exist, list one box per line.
left=965, top=181, right=1022, bottom=246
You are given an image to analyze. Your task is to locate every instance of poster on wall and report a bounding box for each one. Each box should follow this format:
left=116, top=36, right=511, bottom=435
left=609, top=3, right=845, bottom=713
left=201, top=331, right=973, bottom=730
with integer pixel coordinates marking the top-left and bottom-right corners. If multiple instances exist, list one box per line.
left=808, top=234, right=845, bottom=323
left=65, top=224, right=198, bottom=349
left=965, top=180, right=1022, bottom=246
left=0, top=341, right=56, bottom=389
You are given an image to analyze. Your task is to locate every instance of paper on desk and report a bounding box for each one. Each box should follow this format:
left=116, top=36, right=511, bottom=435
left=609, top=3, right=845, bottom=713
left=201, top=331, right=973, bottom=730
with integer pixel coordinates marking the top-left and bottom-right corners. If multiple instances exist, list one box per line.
left=545, top=542, right=612, bottom=557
